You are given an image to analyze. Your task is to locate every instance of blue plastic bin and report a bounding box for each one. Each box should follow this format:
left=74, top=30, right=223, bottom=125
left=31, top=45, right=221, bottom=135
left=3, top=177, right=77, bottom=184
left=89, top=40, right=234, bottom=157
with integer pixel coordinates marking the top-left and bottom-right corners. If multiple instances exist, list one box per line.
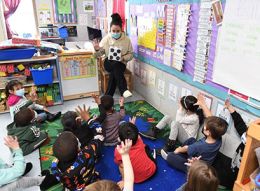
left=30, top=67, right=53, bottom=85
left=0, top=48, right=36, bottom=61
left=59, top=27, right=68, bottom=39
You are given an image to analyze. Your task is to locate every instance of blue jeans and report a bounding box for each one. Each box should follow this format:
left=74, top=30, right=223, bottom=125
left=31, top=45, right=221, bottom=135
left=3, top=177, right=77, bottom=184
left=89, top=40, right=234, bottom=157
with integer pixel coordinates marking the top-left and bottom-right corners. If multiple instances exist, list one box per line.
left=166, top=138, right=197, bottom=173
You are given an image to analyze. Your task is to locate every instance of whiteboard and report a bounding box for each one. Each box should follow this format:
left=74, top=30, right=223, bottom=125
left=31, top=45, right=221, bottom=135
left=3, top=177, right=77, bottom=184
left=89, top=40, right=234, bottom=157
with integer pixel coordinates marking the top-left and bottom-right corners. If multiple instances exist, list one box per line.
left=213, top=0, right=260, bottom=100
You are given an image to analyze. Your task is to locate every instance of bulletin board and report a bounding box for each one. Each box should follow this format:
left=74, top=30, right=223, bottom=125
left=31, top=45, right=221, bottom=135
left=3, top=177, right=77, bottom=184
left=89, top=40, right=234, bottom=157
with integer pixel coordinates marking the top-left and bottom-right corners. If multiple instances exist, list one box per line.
left=59, top=55, right=97, bottom=80
left=53, top=0, right=77, bottom=23
left=128, top=0, right=260, bottom=116
left=58, top=52, right=99, bottom=100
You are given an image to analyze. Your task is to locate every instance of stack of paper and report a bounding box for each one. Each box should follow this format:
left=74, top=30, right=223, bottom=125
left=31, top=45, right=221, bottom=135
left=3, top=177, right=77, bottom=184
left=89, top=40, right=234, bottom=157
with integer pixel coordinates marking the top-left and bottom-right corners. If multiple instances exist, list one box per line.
left=172, top=4, right=191, bottom=71
left=193, top=0, right=213, bottom=83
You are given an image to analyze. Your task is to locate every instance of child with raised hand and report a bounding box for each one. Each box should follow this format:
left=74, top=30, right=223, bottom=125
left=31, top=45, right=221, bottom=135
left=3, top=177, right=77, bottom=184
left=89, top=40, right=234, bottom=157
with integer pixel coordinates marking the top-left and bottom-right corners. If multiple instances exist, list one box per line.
left=161, top=116, right=228, bottom=173
left=92, top=94, right=125, bottom=146
left=176, top=160, right=219, bottom=191
left=114, top=117, right=157, bottom=184
left=5, top=80, right=61, bottom=122
left=7, top=107, right=48, bottom=155
left=51, top=104, right=104, bottom=191
left=212, top=99, right=254, bottom=189
left=61, top=110, right=94, bottom=147
left=0, top=136, right=58, bottom=190
left=140, top=95, right=204, bottom=153
left=84, top=139, right=134, bottom=191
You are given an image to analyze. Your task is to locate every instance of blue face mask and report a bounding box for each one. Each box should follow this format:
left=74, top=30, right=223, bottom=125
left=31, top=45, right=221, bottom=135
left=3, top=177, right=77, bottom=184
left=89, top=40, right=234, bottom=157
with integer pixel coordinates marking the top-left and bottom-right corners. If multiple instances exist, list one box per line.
left=111, top=32, right=121, bottom=39
left=15, top=88, right=25, bottom=97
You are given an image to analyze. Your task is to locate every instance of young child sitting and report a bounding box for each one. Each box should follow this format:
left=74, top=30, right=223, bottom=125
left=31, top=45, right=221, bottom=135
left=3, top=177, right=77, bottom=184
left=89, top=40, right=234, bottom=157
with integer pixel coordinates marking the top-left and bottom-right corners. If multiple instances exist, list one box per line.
left=140, top=95, right=204, bottom=153
left=114, top=118, right=157, bottom=183
left=161, top=116, right=228, bottom=173
left=5, top=80, right=61, bottom=122
left=61, top=110, right=94, bottom=147
left=84, top=139, right=134, bottom=191
left=51, top=105, right=104, bottom=191
left=93, top=94, right=125, bottom=146
left=7, top=107, right=48, bottom=155
left=0, top=136, right=58, bottom=190
left=176, top=160, right=219, bottom=191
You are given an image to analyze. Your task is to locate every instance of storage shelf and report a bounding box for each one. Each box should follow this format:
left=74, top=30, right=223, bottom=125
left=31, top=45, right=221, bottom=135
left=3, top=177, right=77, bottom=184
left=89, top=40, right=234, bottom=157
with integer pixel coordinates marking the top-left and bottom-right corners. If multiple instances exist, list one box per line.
left=0, top=79, right=60, bottom=90
left=0, top=56, right=57, bottom=64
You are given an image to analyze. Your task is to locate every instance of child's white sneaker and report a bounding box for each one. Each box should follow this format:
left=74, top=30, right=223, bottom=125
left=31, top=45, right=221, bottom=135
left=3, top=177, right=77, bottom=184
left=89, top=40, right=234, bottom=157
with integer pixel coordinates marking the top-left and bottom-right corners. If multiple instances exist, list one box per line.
left=123, top=90, right=132, bottom=98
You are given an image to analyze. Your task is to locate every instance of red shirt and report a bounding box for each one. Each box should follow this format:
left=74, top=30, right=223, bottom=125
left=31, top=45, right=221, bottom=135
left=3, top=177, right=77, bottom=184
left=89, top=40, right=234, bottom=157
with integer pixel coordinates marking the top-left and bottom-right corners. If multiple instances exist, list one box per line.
left=114, top=137, right=157, bottom=183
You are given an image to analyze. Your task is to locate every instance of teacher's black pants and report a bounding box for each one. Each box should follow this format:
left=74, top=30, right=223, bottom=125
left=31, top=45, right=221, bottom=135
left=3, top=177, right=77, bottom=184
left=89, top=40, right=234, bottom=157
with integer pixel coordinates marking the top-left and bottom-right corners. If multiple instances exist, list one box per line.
left=104, top=58, right=127, bottom=96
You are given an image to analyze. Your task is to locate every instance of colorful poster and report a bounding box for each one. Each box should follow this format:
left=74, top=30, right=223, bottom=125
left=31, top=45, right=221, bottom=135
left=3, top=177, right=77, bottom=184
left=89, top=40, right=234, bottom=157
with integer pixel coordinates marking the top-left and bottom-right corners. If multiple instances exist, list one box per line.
left=137, top=17, right=157, bottom=50
left=83, top=0, right=94, bottom=13
left=60, top=56, right=96, bottom=80
left=157, top=18, right=166, bottom=46
left=165, top=5, right=176, bottom=48
left=38, top=9, right=52, bottom=25
left=57, top=0, right=72, bottom=14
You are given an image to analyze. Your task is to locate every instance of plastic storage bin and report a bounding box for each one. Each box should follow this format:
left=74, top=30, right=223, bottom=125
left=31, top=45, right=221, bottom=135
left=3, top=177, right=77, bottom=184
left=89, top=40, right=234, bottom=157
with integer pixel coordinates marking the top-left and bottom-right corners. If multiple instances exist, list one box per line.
left=59, top=26, right=68, bottom=39
left=30, top=67, right=53, bottom=85
left=0, top=48, right=36, bottom=61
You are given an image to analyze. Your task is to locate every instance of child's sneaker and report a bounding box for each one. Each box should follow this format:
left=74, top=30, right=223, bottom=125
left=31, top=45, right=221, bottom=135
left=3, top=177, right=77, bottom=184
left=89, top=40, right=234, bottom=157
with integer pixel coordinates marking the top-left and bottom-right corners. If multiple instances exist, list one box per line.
left=47, top=111, right=61, bottom=122
left=139, top=126, right=161, bottom=140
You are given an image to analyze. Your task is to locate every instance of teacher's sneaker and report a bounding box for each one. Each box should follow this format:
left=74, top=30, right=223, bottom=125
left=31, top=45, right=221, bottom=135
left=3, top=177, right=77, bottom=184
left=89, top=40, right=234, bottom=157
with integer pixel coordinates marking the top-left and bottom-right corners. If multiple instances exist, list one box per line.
left=123, top=90, right=132, bottom=98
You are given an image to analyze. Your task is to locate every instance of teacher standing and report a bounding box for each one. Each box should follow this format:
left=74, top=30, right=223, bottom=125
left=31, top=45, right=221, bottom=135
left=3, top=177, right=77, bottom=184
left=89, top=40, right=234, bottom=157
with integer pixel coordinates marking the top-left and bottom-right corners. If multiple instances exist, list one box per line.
left=94, top=13, right=133, bottom=98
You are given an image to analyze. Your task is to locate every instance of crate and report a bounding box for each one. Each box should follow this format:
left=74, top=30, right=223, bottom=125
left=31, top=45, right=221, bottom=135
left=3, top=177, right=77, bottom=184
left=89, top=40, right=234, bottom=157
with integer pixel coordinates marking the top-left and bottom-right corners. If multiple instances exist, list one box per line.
left=0, top=75, right=27, bottom=89
left=0, top=48, right=36, bottom=61
left=30, top=67, right=53, bottom=85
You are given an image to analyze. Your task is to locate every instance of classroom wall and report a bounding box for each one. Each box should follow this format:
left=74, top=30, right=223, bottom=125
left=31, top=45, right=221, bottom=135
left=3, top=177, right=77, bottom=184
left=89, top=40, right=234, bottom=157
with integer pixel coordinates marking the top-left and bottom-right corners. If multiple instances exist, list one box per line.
left=35, top=0, right=94, bottom=42
left=129, top=60, right=258, bottom=156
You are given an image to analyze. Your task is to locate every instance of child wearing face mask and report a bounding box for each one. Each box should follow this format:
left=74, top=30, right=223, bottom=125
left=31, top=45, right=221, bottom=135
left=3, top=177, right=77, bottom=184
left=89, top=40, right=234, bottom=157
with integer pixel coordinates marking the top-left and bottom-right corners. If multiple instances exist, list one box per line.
left=93, top=13, right=134, bottom=98
left=5, top=80, right=61, bottom=122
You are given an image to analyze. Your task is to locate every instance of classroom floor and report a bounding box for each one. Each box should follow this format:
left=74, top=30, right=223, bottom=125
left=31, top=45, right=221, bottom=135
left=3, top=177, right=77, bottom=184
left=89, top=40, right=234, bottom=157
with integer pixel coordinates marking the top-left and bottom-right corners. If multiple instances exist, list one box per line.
left=0, top=91, right=144, bottom=191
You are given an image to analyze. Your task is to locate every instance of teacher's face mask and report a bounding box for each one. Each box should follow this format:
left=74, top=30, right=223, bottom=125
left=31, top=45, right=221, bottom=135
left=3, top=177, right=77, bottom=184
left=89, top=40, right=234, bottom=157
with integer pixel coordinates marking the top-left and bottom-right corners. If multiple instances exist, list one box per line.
left=111, top=32, right=121, bottom=39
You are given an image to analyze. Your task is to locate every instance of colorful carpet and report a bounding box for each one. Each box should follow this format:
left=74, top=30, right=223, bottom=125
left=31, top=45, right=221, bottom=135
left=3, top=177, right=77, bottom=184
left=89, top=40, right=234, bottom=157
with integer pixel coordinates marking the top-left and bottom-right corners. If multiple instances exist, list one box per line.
left=39, top=100, right=229, bottom=191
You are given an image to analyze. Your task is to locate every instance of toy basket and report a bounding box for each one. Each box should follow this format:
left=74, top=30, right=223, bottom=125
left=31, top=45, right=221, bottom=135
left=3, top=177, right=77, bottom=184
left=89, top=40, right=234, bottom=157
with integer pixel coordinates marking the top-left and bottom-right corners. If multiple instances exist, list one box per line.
left=30, top=67, right=53, bottom=85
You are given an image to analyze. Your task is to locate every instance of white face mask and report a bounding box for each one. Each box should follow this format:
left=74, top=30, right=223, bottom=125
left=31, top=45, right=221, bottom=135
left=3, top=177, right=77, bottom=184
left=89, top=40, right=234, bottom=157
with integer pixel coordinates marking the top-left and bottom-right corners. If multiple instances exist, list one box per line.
left=15, top=88, right=25, bottom=97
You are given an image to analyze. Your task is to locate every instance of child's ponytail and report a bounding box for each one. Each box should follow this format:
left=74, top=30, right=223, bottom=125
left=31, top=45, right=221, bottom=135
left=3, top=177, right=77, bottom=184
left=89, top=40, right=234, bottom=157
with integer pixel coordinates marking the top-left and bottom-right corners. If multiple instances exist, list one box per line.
left=180, top=95, right=205, bottom=125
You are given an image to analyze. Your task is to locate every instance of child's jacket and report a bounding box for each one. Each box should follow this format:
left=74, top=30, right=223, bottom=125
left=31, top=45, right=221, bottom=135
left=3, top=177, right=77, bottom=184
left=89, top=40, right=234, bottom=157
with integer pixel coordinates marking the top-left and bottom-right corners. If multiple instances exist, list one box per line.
left=0, top=148, right=25, bottom=187
left=7, top=122, right=48, bottom=155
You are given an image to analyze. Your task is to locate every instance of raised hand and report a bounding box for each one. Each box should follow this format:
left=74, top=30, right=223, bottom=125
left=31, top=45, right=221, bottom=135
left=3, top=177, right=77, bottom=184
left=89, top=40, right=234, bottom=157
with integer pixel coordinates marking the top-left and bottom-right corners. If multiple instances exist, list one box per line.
left=117, top=139, right=132, bottom=156
left=92, top=94, right=101, bottom=105
left=129, top=116, right=136, bottom=125
left=224, top=98, right=235, bottom=113
left=194, top=93, right=206, bottom=107
left=184, top=156, right=202, bottom=167
left=4, top=136, right=20, bottom=150
left=75, top=104, right=90, bottom=121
